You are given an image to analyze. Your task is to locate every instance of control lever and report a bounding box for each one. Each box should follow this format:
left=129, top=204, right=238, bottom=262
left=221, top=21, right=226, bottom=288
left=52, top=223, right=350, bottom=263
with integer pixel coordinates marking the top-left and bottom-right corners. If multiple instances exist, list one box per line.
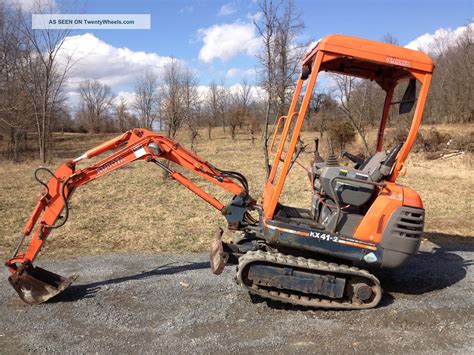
left=379, top=143, right=403, bottom=176
left=342, top=151, right=365, bottom=168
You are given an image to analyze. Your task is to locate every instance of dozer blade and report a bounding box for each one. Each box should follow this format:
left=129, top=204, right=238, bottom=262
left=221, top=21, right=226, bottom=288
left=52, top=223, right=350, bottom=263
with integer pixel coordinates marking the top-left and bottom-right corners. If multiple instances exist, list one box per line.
left=209, top=228, right=229, bottom=275
left=8, top=265, right=78, bottom=305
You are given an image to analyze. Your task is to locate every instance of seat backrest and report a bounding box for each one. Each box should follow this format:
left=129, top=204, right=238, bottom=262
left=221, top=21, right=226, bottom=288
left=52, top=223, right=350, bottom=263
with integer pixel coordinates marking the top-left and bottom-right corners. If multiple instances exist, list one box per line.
left=359, top=151, right=387, bottom=182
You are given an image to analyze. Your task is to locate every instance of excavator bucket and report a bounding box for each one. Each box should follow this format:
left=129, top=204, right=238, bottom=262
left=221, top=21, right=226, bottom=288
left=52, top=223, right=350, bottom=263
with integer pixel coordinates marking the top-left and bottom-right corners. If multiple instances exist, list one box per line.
left=8, top=265, right=78, bottom=305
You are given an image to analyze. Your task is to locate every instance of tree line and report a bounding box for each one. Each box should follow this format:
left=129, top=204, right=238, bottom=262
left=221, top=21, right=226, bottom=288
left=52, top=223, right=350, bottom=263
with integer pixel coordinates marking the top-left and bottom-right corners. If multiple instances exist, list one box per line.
left=0, top=0, right=472, bottom=163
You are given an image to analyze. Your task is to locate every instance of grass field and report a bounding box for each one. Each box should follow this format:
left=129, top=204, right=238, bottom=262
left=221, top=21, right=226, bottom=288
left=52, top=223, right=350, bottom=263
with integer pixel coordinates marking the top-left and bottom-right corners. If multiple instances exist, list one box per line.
left=0, top=125, right=473, bottom=261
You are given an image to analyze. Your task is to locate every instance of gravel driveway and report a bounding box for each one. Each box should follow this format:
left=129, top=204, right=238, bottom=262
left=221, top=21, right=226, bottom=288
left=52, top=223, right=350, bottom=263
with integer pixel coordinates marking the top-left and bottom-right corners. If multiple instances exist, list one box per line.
left=1, top=236, right=473, bottom=354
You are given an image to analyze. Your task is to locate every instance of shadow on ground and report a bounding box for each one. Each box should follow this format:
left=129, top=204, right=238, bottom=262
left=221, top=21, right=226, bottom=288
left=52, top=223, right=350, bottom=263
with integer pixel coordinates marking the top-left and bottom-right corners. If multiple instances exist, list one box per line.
left=376, top=232, right=473, bottom=295
left=52, top=261, right=210, bottom=303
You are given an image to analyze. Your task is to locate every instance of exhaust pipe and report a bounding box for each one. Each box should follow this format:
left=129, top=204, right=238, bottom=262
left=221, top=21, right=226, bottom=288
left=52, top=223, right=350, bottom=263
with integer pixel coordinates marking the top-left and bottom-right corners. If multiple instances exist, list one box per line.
left=8, top=264, right=78, bottom=305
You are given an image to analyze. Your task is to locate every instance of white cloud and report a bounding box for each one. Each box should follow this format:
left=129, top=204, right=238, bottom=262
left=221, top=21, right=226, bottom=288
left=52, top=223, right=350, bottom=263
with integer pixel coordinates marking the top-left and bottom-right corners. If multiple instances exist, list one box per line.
left=228, top=83, right=265, bottom=101
left=57, top=33, right=174, bottom=89
left=68, top=90, right=138, bottom=112
left=226, top=68, right=240, bottom=78
left=247, top=11, right=262, bottom=22
left=198, top=21, right=260, bottom=62
left=226, top=67, right=257, bottom=79
left=196, top=85, right=211, bottom=100
left=115, top=91, right=137, bottom=106
left=218, top=3, right=237, bottom=16
left=405, top=23, right=473, bottom=54
left=307, top=39, right=320, bottom=52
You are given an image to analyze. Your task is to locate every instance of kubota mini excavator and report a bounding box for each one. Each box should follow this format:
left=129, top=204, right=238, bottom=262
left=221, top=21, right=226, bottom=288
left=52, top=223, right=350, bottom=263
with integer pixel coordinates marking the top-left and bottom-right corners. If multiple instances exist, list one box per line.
left=6, top=35, right=434, bottom=309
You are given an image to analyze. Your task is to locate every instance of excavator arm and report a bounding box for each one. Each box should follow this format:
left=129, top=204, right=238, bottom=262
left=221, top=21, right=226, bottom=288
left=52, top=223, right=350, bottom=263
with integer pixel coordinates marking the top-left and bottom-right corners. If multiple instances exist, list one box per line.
left=6, top=128, right=255, bottom=304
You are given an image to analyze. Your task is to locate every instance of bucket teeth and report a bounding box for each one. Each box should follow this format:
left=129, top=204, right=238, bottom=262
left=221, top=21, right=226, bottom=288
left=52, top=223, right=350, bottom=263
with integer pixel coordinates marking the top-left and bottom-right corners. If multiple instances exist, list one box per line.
left=8, top=265, right=78, bottom=305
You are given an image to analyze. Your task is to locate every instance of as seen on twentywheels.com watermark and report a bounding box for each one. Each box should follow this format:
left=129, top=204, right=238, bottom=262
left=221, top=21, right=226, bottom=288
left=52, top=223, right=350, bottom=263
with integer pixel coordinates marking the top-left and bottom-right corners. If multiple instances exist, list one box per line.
left=32, top=14, right=151, bottom=30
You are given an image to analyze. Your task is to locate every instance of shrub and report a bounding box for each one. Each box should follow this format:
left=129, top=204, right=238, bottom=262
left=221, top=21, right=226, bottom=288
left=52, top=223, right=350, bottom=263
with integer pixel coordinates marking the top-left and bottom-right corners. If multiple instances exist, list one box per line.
left=390, top=125, right=410, bottom=146
left=327, top=120, right=356, bottom=153
left=419, top=127, right=451, bottom=152
left=447, top=132, right=474, bottom=152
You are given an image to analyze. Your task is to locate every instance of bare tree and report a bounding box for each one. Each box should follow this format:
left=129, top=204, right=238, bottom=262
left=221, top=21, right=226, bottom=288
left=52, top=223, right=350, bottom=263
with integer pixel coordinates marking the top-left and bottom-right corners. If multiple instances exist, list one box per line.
left=255, top=0, right=304, bottom=175
left=78, top=80, right=114, bottom=133
left=134, top=67, right=159, bottom=129
left=331, top=73, right=389, bottom=154
left=115, top=97, right=137, bottom=132
left=115, top=97, right=128, bottom=132
left=217, top=79, right=228, bottom=132
left=382, top=33, right=399, bottom=45
left=14, top=0, right=74, bottom=162
left=247, top=104, right=262, bottom=145
left=203, top=81, right=229, bottom=139
left=206, top=81, right=219, bottom=139
left=0, top=1, right=31, bottom=161
left=160, top=58, right=185, bottom=139
left=229, top=80, right=252, bottom=140
left=425, top=25, right=473, bottom=124
left=255, top=0, right=278, bottom=175
left=274, top=0, right=304, bottom=116
left=182, top=67, right=200, bottom=150
left=217, top=80, right=230, bottom=134
left=310, top=92, right=339, bottom=138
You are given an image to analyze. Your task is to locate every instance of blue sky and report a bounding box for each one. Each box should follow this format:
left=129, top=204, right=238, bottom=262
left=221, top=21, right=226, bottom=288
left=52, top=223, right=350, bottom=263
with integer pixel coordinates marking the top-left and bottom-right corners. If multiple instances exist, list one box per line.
left=78, top=0, right=472, bottom=51
left=38, top=0, right=472, bottom=101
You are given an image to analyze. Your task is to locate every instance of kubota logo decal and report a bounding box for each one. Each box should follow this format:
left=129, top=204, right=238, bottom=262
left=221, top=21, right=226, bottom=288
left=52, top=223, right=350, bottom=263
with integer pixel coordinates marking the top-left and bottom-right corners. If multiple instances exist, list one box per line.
left=96, top=157, right=125, bottom=174
left=385, top=56, right=411, bottom=67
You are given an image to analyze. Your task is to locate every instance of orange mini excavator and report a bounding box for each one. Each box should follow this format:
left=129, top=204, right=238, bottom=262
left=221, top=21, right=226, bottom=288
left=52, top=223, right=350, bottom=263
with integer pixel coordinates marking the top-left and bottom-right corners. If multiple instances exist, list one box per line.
left=6, top=35, right=434, bottom=309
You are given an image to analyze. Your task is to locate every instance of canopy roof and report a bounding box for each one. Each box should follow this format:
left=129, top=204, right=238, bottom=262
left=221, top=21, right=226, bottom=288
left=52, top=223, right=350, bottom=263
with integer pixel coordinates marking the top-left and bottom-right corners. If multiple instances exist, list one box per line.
left=303, top=34, right=434, bottom=87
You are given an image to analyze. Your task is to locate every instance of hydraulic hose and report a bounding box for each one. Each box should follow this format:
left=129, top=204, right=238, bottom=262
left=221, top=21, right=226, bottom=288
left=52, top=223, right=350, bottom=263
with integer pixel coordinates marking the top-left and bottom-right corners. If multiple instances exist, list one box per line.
left=34, top=167, right=72, bottom=230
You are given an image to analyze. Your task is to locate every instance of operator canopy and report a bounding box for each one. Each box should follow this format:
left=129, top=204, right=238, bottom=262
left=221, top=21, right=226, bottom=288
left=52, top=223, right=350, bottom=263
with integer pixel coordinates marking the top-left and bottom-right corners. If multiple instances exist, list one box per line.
left=303, top=34, right=434, bottom=89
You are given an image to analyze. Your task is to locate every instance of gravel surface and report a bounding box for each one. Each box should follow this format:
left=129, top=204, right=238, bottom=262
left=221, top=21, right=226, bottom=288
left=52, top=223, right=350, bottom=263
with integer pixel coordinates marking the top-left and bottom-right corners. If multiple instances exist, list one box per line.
left=1, top=237, right=473, bottom=354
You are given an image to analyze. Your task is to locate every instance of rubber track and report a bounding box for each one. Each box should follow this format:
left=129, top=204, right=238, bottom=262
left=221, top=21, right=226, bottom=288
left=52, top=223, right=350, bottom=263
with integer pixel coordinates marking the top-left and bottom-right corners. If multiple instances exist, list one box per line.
left=236, top=250, right=383, bottom=310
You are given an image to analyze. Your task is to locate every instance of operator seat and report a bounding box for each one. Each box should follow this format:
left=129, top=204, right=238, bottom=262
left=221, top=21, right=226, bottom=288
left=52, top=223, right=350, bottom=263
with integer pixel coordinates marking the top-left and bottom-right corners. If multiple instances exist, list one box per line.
left=358, top=151, right=388, bottom=182
left=309, top=143, right=403, bottom=215
left=356, top=143, right=403, bottom=182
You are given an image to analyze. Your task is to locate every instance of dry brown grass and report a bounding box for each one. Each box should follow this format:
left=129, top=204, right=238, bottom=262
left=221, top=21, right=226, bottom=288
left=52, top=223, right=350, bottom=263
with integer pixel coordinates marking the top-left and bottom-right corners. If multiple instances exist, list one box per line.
left=0, top=126, right=473, bottom=261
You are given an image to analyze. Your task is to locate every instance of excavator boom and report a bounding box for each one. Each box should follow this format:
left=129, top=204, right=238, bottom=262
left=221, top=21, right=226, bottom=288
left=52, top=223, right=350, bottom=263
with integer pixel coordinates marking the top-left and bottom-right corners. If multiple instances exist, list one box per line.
left=6, top=128, right=254, bottom=304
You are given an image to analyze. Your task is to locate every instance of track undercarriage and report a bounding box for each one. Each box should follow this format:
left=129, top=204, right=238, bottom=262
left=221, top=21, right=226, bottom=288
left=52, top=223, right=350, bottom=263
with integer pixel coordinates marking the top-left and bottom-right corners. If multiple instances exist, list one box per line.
left=211, top=229, right=383, bottom=310
left=237, top=250, right=382, bottom=310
